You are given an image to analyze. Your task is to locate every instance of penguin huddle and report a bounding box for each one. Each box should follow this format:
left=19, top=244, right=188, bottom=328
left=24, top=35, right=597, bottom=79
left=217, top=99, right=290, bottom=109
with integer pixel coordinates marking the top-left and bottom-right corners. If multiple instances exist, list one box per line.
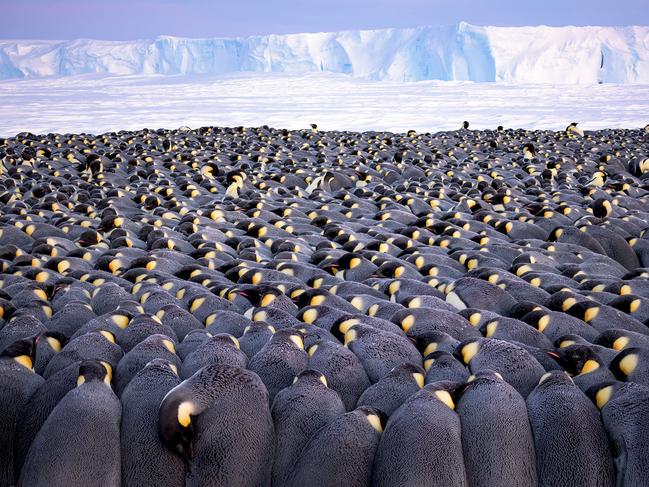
left=1, top=123, right=649, bottom=486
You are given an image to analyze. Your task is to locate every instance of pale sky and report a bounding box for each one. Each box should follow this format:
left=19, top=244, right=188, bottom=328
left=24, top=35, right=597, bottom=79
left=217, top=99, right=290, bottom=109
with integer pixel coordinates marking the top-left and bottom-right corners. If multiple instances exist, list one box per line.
left=1, top=0, right=647, bottom=40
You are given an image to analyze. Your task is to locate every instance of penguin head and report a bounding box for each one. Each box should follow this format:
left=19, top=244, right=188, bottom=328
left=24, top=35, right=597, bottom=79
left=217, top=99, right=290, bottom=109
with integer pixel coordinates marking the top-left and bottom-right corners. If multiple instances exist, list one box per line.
left=0, top=336, right=37, bottom=370
left=423, top=380, right=463, bottom=410
left=609, top=348, right=641, bottom=381
left=454, top=338, right=483, bottom=365
left=235, top=285, right=283, bottom=308
left=77, top=360, right=112, bottom=386
left=564, top=300, right=600, bottom=324
left=292, top=368, right=328, bottom=387
left=589, top=198, right=612, bottom=219
left=158, top=391, right=196, bottom=461
left=586, top=381, right=623, bottom=410
left=553, top=345, right=602, bottom=376
left=594, top=329, right=632, bottom=351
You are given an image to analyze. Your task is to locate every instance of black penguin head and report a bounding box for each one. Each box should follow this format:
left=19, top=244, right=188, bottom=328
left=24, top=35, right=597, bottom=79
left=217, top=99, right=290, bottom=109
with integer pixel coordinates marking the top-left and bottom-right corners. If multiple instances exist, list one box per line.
left=77, top=360, right=112, bottom=386
left=158, top=391, right=195, bottom=461
left=553, top=345, right=601, bottom=376
left=235, top=285, right=282, bottom=308
left=0, top=336, right=37, bottom=369
left=462, top=121, right=470, bottom=129
left=585, top=381, right=623, bottom=410
left=292, top=368, right=328, bottom=387
left=454, top=338, right=483, bottom=365
left=591, top=198, right=613, bottom=219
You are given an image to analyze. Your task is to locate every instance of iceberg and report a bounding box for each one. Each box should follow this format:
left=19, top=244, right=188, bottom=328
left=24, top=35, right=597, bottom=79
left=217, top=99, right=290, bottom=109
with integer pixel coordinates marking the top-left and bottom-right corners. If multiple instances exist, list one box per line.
left=0, top=23, right=648, bottom=83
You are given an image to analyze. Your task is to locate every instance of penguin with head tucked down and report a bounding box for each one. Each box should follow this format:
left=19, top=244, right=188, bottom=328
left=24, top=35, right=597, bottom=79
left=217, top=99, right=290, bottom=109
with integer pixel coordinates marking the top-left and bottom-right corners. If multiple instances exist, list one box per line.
left=158, top=364, right=275, bottom=487
left=0, top=337, right=43, bottom=486
left=356, top=363, right=425, bottom=416
left=609, top=347, right=649, bottom=387
left=526, top=371, right=614, bottom=487
left=271, top=369, right=345, bottom=486
left=285, top=406, right=384, bottom=487
left=121, top=359, right=185, bottom=487
left=554, top=344, right=615, bottom=392
left=455, top=337, right=545, bottom=397
left=247, top=328, right=307, bottom=402
left=588, top=381, right=649, bottom=487
left=372, top=381, right=467, bottom=487
left=19, top=360, right=121, bottom=487
left=457, top=370, right=537, bottom=487
left=307, top=339, right=371, bottom=411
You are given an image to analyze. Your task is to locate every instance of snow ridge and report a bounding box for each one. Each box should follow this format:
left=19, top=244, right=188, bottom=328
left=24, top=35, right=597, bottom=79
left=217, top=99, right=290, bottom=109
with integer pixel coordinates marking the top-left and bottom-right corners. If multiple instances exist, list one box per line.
left=1, top=23, right=648, bottom=83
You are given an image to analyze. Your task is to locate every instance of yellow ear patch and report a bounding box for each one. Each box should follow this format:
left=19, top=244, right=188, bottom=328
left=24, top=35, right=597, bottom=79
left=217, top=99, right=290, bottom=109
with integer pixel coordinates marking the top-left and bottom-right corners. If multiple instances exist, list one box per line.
left=190, top=297, right=205, bottom=313
left=630, top=299, right=641, bottom=313
left=14, top=355, right=33, bottom=370
left=485, top=322, right=497, bottom=337
left=612, top=336, right=629, bottom=351
left=349, top=257, right=361, bottom=269
left=261, top=294, right=276, bottom=307
left=319, top=374, right=328, bottom=387
left=307, top=345, right=318, bottom=357
left=99, top=330, right=115, bottom=343
left=435, top=390, right=455, bottom=410
left=177, top=401, right=196, bottom=427
left=46, top=337, right=62, bottom=352
left=538, top=315, right=550, bottom=332
left=310, top=295, right=326, bottom=306
left=561, top=297, right=576, bottom=311
left=302, top=308, right=317, bottom=324
left=289, top=334, right=304, bottom=350
left=619, top=354, right=638, bottom=375
left=596, top=385, right=613, bottom=410
left=461, top=341, right=479, bottom=364
left=401, top=315, right=415, bottom=332
left=162, top=339, right=176, bottom=353
left=584, top=307, right=599, bottom=322
left=366, top=413, right=383, bottom=433
left=413, top=373, right=425, bottom=388
left=580, top=359, right=600, bottom=375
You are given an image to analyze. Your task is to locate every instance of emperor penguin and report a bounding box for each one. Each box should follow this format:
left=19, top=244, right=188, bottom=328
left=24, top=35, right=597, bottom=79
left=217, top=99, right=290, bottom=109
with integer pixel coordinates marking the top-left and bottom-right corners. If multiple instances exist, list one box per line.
left=158, top=364, right=275, bottom=487
left=18, top=360, right=121, bottom=487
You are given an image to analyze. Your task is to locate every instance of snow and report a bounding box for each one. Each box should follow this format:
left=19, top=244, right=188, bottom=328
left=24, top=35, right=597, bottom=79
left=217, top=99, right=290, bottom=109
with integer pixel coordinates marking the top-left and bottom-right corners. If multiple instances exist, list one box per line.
left=1, top=23, right=648, bottom=83
left=1, top=73, right=647, bottom=136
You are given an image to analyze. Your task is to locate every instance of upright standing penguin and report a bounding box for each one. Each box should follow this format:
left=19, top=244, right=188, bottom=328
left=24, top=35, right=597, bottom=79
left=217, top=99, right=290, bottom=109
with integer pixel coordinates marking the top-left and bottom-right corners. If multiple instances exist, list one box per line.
left=526, top=372, right=613, bottom=487
left=158, top=364, right=275, bottom=487
left=19, top=360, right=121, bottom=487
left=457, top=370, right=537, bottom=487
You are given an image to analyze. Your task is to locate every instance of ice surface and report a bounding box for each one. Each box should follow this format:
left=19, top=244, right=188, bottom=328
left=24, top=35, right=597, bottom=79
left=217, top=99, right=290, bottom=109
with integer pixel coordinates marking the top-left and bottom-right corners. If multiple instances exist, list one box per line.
left=1, top=73, right=647, bottom=136
left=1, top=23, right=648, bottom=83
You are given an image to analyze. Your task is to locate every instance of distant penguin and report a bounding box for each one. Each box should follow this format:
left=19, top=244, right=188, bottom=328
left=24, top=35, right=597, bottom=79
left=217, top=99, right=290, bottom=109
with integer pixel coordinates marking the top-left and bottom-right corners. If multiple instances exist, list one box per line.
left=121, top=359, right=185, bottom=487
left=158, top=364, right=274, bottom=487
left=271, top=369, right=345, bottom=486
left=526, top=371, right=614, bottom=487
left=19, top=360, right=121, bottom=487
left=457, top=370, right=537, bottom=487
left=372, top=381, right=467, bottom=487
left=566, top=122, right=584, bottom=137
left=285, top=406, right=384, bottom=487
